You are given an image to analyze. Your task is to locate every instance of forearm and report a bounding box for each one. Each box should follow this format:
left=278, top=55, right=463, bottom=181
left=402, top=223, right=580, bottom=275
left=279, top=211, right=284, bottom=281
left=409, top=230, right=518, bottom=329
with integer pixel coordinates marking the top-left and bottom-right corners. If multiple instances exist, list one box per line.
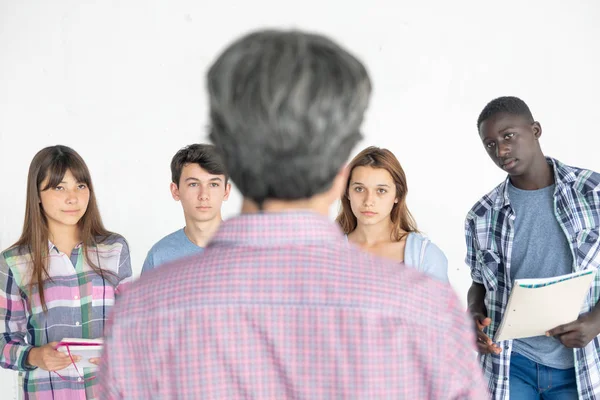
left=467, top=282, right=487, bottom=316
left=588, top=297, right=600, bottom=324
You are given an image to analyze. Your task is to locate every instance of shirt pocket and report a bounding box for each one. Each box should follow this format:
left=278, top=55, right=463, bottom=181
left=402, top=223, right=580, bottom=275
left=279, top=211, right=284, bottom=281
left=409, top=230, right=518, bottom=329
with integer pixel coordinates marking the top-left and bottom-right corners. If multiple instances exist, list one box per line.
left=475, top=249, right=501, bottom=292
left=574, top=227, right=600, bottom=270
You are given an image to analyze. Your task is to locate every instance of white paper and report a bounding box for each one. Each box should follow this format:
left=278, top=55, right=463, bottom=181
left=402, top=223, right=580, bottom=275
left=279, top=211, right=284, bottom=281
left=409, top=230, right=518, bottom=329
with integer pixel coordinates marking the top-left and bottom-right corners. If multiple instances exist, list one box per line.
left=494, top=269, right=597, bottom=342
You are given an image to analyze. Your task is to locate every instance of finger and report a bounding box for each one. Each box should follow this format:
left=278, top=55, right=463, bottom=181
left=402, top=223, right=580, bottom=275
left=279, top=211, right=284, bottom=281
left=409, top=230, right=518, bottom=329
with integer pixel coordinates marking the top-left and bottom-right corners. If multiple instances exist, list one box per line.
left=476, top=342, right=494, bottom=354
left=546, top=321, right=578, bottom=337
left=476, top=342, right=502, bottom=354
left=47, top=341, right=60, bottom=350
left=472, top=313, right=486, bottom=322
left=89, top=358, right=100, bottom=365
left=474, top=317, right=492, bottom=331
left=52, top=350, right=70, bottom=359
left=49, top=359, right=74, bottom=371
left=555, top=332, right=584, bottom=348
left=476, top=331, right=493, bottom=344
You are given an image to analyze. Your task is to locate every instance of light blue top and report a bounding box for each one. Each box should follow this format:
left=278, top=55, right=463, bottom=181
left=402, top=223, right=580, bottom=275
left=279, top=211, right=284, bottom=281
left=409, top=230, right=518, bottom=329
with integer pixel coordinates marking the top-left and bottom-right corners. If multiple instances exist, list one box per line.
left=404, top=232, right=449, bottom=282
left=346, top=232, right=448, bottom=282
left=141, top=228, right=204, bottom=274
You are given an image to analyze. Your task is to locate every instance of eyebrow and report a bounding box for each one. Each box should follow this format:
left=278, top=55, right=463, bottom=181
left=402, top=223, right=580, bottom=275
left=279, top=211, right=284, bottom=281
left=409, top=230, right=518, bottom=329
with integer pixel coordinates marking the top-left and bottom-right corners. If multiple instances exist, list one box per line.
left=351, top=181, right=390, bottom=187
left=498, top=126, right=517, bottom=133
left=184, top=177, right=223, bottom=182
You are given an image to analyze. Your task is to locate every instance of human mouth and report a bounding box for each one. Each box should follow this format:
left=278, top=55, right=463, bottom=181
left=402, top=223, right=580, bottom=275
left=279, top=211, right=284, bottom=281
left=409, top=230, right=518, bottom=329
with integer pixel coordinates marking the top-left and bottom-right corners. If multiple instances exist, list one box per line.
left=63, top=210, right=80, bottom=214
left=361, top=211, right=377, bottom=217
left=501, top=158, right=518, bottom=171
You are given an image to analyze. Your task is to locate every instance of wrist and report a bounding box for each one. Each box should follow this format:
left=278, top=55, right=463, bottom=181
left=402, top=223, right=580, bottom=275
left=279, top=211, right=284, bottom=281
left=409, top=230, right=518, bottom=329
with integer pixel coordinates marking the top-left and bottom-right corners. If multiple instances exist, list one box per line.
left=25, top=347, right=39, bottom=368
left=468, top=305, right=486, bottom=318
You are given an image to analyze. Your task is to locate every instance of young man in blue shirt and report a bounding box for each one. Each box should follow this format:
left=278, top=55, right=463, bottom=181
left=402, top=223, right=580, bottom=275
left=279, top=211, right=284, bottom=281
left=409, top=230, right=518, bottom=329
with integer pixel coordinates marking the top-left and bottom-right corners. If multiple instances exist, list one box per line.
left=142, top=143, right=230, bottom=273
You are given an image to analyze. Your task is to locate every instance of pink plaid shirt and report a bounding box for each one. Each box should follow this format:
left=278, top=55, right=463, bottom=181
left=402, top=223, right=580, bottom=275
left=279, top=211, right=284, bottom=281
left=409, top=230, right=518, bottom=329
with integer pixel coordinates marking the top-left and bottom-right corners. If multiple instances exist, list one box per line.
left=99, top=211, right=486, bottom=399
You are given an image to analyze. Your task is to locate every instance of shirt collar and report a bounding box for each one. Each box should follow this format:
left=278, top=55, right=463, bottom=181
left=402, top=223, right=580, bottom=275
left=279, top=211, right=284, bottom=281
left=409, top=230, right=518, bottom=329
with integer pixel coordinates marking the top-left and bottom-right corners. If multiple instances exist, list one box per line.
left=209, top=210, right=345, bottom=248
left=47, top=240, right=83, bottom=254
left=494, top=156, right=573, bottom=210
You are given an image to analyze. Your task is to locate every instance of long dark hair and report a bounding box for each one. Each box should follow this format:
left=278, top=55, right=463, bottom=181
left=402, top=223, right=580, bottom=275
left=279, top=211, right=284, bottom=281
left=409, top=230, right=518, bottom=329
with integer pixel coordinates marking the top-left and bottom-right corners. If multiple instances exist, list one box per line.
left=12, top=145, right=113, bottom=310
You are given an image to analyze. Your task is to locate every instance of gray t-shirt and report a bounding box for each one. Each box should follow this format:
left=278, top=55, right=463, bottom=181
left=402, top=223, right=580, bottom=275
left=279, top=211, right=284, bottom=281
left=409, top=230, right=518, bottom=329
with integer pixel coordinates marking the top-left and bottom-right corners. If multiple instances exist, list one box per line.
left=141, top=228, right=204, bottom=274
left=508, top=182, right=574, bottom=369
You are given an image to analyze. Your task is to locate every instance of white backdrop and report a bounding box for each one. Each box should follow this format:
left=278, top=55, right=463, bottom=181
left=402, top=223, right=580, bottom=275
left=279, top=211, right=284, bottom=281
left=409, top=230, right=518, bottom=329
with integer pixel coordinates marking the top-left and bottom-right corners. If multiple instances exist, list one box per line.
left=1, top=0, right=600, bottom=396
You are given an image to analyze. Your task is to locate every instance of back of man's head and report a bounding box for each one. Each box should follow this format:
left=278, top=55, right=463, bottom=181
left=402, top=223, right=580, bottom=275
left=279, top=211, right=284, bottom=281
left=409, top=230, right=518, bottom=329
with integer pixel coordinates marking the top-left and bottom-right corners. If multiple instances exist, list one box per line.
left=207, top=29, right=371, bottom=206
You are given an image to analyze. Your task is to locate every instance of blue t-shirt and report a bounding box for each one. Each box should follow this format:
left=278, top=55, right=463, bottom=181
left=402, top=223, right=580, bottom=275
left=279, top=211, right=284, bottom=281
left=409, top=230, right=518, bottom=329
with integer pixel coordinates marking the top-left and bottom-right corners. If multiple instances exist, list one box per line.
left=141, top=228, right=204, bottom=274
left=508, top=182, right=574, bottom=369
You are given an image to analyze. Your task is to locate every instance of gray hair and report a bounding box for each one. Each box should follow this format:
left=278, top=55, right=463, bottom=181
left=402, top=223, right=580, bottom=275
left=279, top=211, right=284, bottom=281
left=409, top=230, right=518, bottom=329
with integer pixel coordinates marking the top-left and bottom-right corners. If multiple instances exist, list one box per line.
left=207, top=29, right=371, bottom=205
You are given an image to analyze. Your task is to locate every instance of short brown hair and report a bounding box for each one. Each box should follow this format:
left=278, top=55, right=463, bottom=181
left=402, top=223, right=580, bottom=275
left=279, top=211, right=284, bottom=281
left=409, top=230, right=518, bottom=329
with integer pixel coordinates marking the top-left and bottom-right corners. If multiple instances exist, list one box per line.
left=171, top=144, right=228, bottom=187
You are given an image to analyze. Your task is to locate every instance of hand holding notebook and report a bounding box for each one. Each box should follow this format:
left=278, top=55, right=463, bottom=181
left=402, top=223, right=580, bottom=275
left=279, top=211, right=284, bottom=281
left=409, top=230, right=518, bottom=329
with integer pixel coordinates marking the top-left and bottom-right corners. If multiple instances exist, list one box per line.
left=56, top=338, right=103, bottom=370
left=546, top=307, right=600, bottom=348
left=494, top=268, right=597, bottom=342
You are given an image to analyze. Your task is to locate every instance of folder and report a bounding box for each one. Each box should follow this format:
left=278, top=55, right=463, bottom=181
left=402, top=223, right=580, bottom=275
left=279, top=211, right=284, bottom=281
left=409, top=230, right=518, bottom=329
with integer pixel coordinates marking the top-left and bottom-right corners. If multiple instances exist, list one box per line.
left=494, top=268, right=597, bottom=342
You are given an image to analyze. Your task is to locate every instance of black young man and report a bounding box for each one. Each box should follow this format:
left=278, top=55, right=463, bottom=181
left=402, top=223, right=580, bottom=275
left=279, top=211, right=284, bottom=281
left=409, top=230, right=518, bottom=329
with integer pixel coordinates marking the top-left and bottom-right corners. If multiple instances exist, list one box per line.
left=465, top=96, right=600, bottom=400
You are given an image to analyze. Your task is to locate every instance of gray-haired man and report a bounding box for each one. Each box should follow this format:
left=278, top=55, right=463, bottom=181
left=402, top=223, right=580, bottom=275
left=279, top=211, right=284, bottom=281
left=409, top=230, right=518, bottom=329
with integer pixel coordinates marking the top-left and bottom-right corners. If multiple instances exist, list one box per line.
left=100, top=29, right=486, bottom=399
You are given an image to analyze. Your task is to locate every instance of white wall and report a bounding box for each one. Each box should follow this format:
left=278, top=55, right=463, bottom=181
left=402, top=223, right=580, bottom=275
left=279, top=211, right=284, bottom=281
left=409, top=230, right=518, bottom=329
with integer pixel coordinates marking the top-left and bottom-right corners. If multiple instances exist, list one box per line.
left=1, top=0, right=599, bottom=396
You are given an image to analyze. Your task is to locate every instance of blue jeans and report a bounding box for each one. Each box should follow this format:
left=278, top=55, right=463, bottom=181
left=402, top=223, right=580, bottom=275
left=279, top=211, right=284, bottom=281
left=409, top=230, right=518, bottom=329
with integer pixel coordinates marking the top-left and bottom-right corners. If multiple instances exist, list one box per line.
left=509, top=352, right=578, bottom=399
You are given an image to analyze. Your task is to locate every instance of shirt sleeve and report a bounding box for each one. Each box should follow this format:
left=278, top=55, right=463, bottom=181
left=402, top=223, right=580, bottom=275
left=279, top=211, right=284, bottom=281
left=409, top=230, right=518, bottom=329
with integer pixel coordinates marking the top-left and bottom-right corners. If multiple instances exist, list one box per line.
left=464, top=216, right=483, bottom=284
left=140, top=251, right=154, bottom=275
left=420, top=241, right=449, bottom=283
left=114, top=238, right=133, bottom=297
left=0, top=253, right=37, bottom=371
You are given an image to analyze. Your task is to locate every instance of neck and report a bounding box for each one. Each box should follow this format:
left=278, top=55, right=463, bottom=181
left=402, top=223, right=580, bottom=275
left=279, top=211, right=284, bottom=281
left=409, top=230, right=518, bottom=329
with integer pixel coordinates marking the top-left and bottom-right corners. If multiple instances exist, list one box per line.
left=183, top=216, right=222, bottom=247
left=511, top=155, right=554, bottom=190
left=47, top=223, right=82, bottom=254
left=240, top=197, right=330, bottom=216
left=350, top=218, right=397, bottom=245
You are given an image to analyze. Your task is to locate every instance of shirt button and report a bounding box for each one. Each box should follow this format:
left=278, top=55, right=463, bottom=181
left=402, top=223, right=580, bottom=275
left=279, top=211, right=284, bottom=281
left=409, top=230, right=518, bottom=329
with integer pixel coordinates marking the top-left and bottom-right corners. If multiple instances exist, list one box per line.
left=75, top=322, right=80, bottom=326
left=77, top=377, right=82, bottom=382
left=74, top=295, right=79, bottom=300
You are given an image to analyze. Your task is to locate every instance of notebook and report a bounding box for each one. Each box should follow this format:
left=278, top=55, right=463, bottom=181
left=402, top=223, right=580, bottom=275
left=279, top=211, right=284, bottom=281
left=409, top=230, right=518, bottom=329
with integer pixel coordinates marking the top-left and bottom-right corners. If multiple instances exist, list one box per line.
left=56, top=338, right=103, bottom=370
left=494, top=268, right=597, bottom=342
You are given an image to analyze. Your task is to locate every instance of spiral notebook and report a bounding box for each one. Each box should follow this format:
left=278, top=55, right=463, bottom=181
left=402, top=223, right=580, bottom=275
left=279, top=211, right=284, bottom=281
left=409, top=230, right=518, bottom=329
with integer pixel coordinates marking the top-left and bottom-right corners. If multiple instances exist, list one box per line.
left=494, top=268, right=597, bottom=342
